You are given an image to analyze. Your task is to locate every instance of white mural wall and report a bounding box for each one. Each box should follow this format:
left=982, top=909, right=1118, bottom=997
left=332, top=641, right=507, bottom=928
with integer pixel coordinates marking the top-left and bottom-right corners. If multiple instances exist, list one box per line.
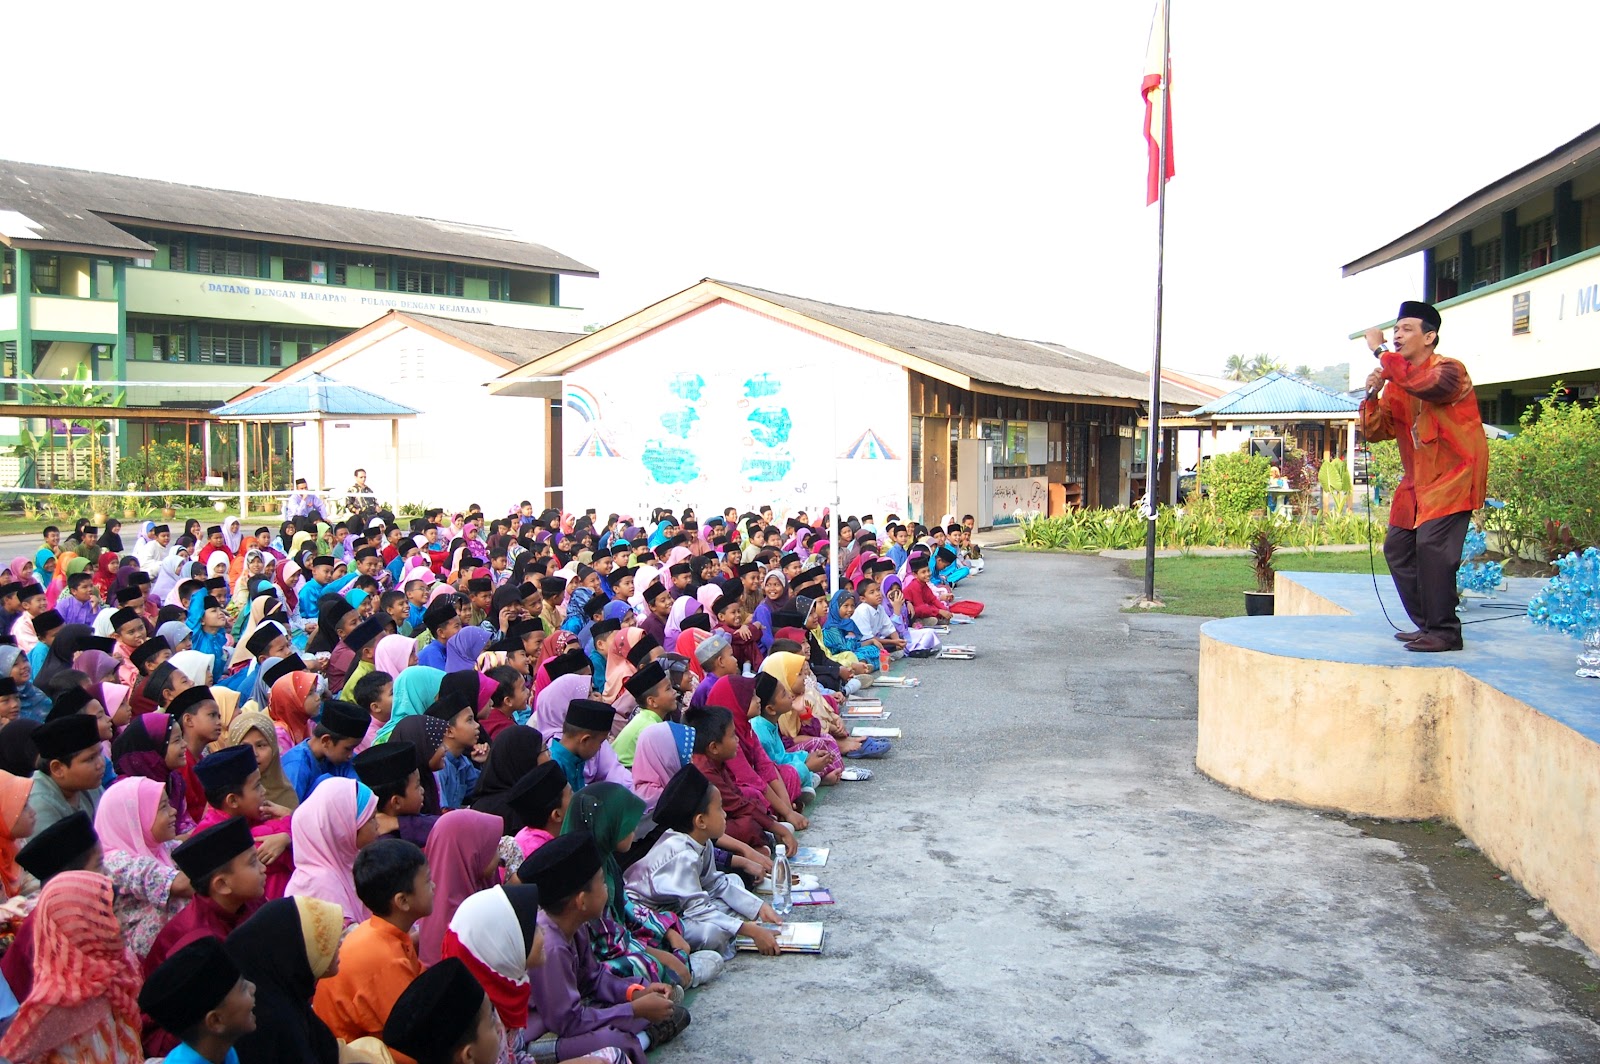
left=562, top=301, right=909, bottom=519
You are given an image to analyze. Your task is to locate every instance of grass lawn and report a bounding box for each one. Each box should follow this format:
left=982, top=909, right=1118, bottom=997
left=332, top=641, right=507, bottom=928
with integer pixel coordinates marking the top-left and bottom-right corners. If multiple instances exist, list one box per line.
left=0, top=506, right=233, bottom=539
left=1123, top=550, right=1391, bottom=618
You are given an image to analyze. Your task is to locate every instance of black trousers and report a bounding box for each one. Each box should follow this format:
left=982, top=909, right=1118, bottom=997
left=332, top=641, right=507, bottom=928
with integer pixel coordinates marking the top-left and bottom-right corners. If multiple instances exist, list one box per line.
left=1383, top=510, right=1472, bottom=643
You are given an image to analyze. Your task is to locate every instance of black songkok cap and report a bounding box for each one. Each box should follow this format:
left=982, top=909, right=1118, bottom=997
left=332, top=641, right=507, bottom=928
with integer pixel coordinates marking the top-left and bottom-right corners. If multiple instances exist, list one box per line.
left=1397, top=300, right=1442, bottom=330
left=0, top=677, right=15, bottom=698
left=150, top=524, right=170, bottom=535
left=539, top=576, right=567, bottom=598
left=565, top=698, right=613, bottom=734
left=344, top=616, right=387, bottom=654
left=779, top=552, right=800, bottom=568
left=668, top=563, right=692, bottom=578
left=517, top=830, right=603, bottom=906
left=754, top=671, right=780, bottom=704
left=193, top=743, right=257, bottom=795
left=625, top=633, right=660, bottom=666
left=506, top=760, right=568, bottom=828
left=316, top=698, right=370, bottom=740
left=244, top=621, right=285, bottom=657
left=354, top=741, right=416, bottom=791
left=139, top=936, right=242, bottom=1037
left=46, top=687, right=95, bottom=722
left=31, top=712, right=100, bottom=762
left=544, top=648, right=590, bottom=679
left=17, top=811, right=96, bottom=881
left=312, top=555, right=336, bottom=569
left=506, top=618, right=544, bottom=642
left=737, top=562, right=760, bottom=577
left=16, top=583, right=44, bottom=601
left=32, top=610, right=63, bottom=639
left=641, top=581, right=668, bottom=604
left=623, top=659, right=667, bottom=701
left=130, top=638, right=169, bottom=671
left=167, top=685, right=216, bottom=719
left=588, top=617, right=621, bottom=640
left=257, top=657, right=304, bottom=695
left=382, top=957, right=486, bottom=1063
left=206, top=526, right=223, bottom=537
left=466, top=577, right=493, bottom=595
left=114, top=586, right=144, bottom=605
left=354, top=546, right=379, bottom=562
left=653, top=763, right=713, bottom=834
left=680, top=612, right=711, bottom=633
left=423, top=600, right=459, bottom=635
left=172, top=815, right=253, bottom=883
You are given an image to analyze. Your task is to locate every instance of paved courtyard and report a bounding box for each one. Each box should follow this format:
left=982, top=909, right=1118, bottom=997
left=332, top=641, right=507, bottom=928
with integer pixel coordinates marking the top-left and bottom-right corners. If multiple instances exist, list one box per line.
left=660, top=550, right=1600, bottom=1063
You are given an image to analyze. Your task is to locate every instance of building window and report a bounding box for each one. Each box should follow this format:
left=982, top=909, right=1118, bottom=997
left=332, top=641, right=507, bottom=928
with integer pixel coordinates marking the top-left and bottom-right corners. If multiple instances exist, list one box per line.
left=128, top=317, right=189, bottom=362
left=1, top=341, right=16, bottom=401
left=457, top=265, right=501, bottom=300
left=123, top=228, right=187, bottom=271
left=193, top=237, right=260, bottom=278
left=195, top=324, right=260, bottom=366
left=1434, top=254, right=1461, bottom=301
left=394, top=257, right=449, bottom=295
left=909, top=417, right=923, bottom=482
left=329, top=252, right=388, bottom=290
left=30, top=255, right=60, bottom=294
left=1472, top=237, right=1501, bottom=288
left=1582, top=194, right=1600, bottom=254
left=1519, top=216, right=1555, bottom=273
left=266, top=327, right=336, bottom=368
left=1, top=247, right=14, bottom=293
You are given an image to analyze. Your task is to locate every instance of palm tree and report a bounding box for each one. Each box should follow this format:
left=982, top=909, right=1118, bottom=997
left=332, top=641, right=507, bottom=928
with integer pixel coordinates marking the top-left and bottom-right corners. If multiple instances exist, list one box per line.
left=1247, top=353, right=1284, bottom=379
left=1292, top=364, right=1314, bottom=378
left=1223, top=354, right=1250, bottom=381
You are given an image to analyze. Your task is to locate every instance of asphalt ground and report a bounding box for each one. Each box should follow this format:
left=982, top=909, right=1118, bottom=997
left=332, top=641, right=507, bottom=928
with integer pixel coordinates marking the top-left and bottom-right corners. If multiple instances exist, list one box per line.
left=655, top=550, right=1600, bottom=1064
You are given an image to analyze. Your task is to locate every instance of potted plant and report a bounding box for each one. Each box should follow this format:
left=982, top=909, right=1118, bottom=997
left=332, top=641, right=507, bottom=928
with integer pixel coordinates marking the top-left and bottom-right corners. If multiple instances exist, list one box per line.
left=1245, top=525, right=1276, bottom=616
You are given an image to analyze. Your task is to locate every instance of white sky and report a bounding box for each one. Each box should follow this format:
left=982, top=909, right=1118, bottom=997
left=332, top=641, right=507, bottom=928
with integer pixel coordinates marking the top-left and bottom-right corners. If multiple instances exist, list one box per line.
left=8, top=1, right=1598, bottom=388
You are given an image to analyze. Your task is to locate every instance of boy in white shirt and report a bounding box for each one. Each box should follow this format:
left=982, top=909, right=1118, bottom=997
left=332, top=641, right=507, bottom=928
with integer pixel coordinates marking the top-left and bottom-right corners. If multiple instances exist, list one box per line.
left=851, top=577, right=905, bottom=659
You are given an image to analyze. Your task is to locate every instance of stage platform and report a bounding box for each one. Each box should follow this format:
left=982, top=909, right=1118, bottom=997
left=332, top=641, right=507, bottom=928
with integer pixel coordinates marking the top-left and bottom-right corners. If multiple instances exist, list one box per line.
left=1197, top=571, right=1600, bottom=951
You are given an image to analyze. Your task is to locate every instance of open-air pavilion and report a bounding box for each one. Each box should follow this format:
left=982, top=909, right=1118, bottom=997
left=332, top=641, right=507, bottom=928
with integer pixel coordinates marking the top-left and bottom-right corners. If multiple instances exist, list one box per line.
left=210, top=374, right=417, bottom=516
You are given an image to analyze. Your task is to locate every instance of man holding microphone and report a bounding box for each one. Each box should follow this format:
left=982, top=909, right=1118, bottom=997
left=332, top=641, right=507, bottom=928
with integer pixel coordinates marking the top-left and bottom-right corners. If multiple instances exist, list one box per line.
left=1360, top=300, right=1488, bottom=652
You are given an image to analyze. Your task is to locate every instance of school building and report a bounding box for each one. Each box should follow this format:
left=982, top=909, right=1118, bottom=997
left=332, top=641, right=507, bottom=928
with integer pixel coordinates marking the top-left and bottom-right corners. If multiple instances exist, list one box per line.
left=488, top=279, right=1208, bottom=526
left=1344, top=122, right=1600, bottom=424
left=0, top=159, right=594, bottom=487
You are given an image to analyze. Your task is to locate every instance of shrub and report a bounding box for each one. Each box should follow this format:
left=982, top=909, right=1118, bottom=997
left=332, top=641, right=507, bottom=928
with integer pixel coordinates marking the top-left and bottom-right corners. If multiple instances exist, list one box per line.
left=1198, top=452, right=1270, bottom=516
left=117, top=441, right=207, bottom=495
left=1489, top=390, right=1600, bottom=552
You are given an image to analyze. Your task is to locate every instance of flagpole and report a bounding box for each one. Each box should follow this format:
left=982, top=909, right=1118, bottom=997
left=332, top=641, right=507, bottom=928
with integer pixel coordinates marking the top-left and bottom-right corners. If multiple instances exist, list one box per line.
left=1142, top=0, right=1172, bottom=603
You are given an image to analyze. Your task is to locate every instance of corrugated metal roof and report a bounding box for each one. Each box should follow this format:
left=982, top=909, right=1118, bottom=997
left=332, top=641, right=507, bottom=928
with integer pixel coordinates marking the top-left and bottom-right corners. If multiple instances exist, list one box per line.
left=406, top=314, right=586, bottom=366
left=0, top=159, right=596, bottom=274
left=212, top=374, right=418, bottom=419
left=1187, top=372, right=1359, bottom=417
left=716, top=281, right=1213, bottom=407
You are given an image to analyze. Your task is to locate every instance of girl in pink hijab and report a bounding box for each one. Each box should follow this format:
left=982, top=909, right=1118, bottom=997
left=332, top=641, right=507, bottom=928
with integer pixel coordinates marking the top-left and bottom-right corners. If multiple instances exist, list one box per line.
left=94, top=776, right=187, bottom=957
left=373, top=634, right=414, bottom=679
left=415, top=808, right=504, bottom=966
left=285, top=777, right=380, bottom=925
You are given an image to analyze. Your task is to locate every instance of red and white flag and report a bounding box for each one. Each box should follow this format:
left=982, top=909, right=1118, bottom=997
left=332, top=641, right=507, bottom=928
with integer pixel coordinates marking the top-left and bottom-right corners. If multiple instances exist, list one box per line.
left=1142, top=0, right=1175, bottom=205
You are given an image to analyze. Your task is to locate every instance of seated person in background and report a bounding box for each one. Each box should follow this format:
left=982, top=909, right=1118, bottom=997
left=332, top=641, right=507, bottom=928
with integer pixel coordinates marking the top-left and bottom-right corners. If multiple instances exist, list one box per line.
left=622, top=764, right=779, bottom=957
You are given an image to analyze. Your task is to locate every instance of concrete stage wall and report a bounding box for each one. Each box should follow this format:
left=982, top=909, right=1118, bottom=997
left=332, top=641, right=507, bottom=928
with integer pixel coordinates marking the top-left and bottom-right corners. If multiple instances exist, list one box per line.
left=1197, top=572, right=1600, bottom=952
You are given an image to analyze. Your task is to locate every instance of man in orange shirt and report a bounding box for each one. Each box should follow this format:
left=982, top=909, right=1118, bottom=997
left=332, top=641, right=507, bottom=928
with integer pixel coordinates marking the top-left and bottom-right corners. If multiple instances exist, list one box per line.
left=312, top=837, right=433, bottom=1059
left=1360, top=300, right=1488, bottom=652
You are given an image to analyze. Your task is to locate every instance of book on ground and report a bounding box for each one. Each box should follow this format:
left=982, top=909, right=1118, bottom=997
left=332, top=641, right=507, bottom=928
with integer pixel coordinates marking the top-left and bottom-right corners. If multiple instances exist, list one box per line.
left=756, top=872, right=821, bottom=895
left=790, top=846, right=829, bottom=868
left=791, top=889, right=835, bottom=906
left=735, top=922, right=826, bottom=953
left=937, top=646, right=976, bottom=659
left=851, top=726, right=902, bottom=738
left=841, top=706, right=886, bottom=718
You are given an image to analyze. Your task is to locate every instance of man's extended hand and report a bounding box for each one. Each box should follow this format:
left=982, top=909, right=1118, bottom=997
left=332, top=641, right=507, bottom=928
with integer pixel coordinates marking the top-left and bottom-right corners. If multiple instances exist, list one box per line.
left=1364, top=327, right=1386, bottom=352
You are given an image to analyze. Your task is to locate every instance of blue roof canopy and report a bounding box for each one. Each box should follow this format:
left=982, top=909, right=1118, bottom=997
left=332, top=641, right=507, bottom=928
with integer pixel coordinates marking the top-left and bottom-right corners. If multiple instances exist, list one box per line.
left=1187, top=372, right=1359, bottom=419
left=212, top=373, right=418, bottom=420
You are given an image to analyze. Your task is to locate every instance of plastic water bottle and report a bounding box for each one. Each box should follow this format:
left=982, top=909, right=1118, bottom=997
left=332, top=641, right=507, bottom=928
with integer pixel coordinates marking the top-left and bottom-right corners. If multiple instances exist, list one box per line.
left=771, top=845, right=792, bottom=915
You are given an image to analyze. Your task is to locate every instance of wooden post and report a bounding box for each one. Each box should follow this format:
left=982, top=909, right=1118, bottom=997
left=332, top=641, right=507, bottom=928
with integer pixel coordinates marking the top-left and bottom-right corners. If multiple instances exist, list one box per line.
left=238, top=422, right=248, bottom=520
left=184, top=421, right=192, bottom=490
left=316, top=419, right=327, bottom=492
left=390, top=418, right=401, bottom=511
